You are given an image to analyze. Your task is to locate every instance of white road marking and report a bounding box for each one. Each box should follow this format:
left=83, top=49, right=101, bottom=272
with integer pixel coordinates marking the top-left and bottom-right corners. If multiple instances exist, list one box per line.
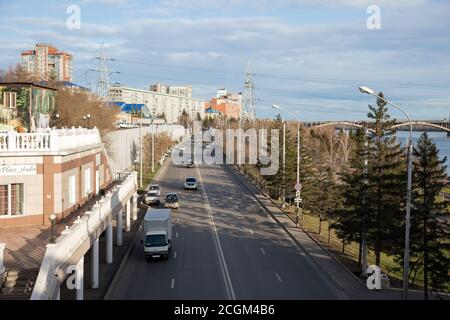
left=275, top=273, right=282, bottom=282
left=173, top=251, right=177, bottom=258
left=196, top=165, right=236, bottom=300
left=260, top=248, right=266, bottom=255
left=171, top=278, right=175, bottom=289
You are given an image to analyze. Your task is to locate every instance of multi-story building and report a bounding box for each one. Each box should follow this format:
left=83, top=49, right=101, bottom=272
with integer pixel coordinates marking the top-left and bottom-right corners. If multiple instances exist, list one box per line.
left=208, top=89, right=242, bottom=119
left=108, top=85, right=205, bottom=124
left=149, top=83, right=192, bottom=98
left=21, top=44, right=73, bottom=82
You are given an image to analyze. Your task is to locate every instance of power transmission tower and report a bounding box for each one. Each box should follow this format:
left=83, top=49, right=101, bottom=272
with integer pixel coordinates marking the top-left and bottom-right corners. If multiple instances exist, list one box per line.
left=240, top=61, right=256, bottom=128
left=88, top=44, right=117, bottom=100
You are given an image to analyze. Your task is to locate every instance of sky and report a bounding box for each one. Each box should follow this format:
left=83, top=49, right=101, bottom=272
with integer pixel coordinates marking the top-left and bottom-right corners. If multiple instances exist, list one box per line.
left=0, top=0, right=449, bottom=121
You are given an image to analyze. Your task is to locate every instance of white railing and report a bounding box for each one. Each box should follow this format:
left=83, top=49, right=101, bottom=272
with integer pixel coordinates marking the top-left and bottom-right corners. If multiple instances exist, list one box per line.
left=31, top=173, right=138, bottom=300
left=0, top=127, right=102, bottom=152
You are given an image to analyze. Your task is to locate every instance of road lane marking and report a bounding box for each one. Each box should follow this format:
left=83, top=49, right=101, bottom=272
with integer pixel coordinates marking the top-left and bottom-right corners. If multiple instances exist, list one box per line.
left=260, top=248, right=266, bottom=255
left=275, top=273, right=282, bottom=282
left=174, top=251, right=177, bottom=258
left=196, top=165, right=236, bottom=300
left=171, top=278, right=175, bottom=289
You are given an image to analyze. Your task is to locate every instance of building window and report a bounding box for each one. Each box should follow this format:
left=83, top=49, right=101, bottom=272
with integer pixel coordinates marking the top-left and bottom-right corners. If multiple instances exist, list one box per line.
left=0, top=184, right=24, bottom=216
left=69, top=175, right=76, bottom=205
left=84, top=168, right=91, bottom=196
left=3, top=92, right=17, bottom=108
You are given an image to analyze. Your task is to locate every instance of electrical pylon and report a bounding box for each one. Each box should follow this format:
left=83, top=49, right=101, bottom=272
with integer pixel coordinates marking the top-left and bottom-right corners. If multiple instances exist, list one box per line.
left=240, top=61, right=256, bottom=128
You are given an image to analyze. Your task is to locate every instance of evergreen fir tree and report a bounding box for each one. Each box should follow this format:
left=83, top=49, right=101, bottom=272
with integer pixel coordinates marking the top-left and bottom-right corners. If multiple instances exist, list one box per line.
left=332, top=128, right=369, bottom=263
left=400, top=132, right=449, bottom=298
left=366, top=92, right=406, bottom=266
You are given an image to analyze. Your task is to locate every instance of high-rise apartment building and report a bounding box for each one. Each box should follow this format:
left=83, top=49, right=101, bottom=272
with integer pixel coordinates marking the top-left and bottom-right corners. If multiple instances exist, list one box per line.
left=149, top=83, right=192, bottom=98
left=208, top=89, right=242, bottom=119
left=21, top=44, right=73, bottom=82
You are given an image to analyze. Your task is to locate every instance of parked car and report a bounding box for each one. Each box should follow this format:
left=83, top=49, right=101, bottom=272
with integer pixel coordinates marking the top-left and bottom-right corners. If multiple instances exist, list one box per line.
left=144, top=190, right=160, bottom=206
left=186, top=161, right=194, bottom=168
left=184, top=177, right=198, bottom=190
left=164, top=193, right=179, bottom=209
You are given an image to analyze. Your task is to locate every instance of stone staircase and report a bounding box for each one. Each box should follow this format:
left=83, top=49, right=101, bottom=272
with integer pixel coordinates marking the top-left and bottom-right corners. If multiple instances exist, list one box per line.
left=0, top=269, right=39, bottom=300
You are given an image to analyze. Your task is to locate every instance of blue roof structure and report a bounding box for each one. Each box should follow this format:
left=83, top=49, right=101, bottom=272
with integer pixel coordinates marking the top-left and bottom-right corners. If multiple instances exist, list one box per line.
left=112, top=102, right=149, bottom=114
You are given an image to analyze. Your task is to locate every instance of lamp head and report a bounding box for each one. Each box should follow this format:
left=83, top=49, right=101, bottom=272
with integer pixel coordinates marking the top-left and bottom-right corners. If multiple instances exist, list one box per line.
left=359, top=86, right=375, bottom=95
left=272, top=104, right=280, bottom=109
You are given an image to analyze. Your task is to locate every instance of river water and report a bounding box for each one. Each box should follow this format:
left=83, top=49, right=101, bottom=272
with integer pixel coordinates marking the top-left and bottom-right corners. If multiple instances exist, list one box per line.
left=396, top=131, right=450, bottom=175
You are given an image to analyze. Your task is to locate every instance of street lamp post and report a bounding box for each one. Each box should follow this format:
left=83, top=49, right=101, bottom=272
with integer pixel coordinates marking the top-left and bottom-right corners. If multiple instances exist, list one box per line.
left=87, top=114, right=91, bottom=129
left=272, top=104, right=302, bottom=226
left=359, top=86, right=413, bottom=300
left=139, top=109, right=143, bottom=188
left=83, top=115, right=87, bottom=128
left=49, top=214, right=56, bottom=244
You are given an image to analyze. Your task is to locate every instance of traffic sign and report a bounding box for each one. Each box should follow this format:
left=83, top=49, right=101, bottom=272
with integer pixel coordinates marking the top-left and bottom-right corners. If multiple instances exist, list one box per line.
left=294, top=183, right=302, bottom=191
left=294, top=197, right=302, bottom=204
left=296, top=191, right=301, bottom=198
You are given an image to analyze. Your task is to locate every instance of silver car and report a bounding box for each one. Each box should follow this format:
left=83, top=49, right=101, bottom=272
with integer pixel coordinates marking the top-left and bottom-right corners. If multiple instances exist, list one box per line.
left=184, top=177, right=198, bottom=190
left=144, top=190, right=160, bottom=205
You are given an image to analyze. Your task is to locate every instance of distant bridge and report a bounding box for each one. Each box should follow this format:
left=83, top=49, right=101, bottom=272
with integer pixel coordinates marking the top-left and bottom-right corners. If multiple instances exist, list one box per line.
left=304, top=120, right=450, bottom=136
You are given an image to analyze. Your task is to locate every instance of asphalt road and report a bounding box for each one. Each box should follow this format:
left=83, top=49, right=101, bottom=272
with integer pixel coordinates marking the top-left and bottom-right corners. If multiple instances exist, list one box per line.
left=107, top=146, right=342, bottom=300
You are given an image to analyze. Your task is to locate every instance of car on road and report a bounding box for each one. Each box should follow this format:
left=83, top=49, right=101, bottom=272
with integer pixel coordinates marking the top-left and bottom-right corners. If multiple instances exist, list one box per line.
left=184, top=177, right=198, bottom=190
left=164, top=193, right=179, bottom=209
left=144, top=190, right=160, bottom=206
left=147, top=184, right=161, bottom=196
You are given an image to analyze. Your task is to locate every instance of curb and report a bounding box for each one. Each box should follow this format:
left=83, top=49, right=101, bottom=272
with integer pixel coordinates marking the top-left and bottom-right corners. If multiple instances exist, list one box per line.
left=103, top=159, right=170, bottom=300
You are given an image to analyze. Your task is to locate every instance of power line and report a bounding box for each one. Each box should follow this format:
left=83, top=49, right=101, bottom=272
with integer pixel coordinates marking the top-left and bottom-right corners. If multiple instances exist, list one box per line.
left=111, top=57, right=450, bottom=92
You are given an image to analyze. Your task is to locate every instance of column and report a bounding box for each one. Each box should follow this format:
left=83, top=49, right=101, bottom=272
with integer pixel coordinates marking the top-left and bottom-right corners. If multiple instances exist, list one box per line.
left=132, top=193, right=138, bottom=221
left=76, top=256, right=84, bottom=300
left=116, top=209, right=123, bottom=246
left=126, top=200, right=131, bottom=232
left=91, top=238, right=99, bottom=289
left=0, top=243, right=5, bottom=274
left=106, top=219, right=113, bottom=264
left=56, top=286, right=60, bottom=300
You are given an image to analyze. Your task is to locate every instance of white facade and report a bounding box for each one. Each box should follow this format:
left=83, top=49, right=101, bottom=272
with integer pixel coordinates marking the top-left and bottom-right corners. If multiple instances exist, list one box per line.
left=108, top=85, right=205, bottom=124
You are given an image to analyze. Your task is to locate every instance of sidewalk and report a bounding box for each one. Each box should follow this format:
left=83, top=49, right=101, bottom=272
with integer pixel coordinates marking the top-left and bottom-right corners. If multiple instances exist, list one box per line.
left=227, top=165, right=447, bottom=300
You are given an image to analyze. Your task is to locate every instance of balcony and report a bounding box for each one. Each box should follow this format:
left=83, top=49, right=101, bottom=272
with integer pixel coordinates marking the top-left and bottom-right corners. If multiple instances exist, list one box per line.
left=0, top=127, right=102, bottom=154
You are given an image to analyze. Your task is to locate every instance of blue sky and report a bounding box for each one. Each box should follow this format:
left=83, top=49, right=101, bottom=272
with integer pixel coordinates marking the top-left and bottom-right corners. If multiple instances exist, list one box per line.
left=0, top=0, right=449, bottom=121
